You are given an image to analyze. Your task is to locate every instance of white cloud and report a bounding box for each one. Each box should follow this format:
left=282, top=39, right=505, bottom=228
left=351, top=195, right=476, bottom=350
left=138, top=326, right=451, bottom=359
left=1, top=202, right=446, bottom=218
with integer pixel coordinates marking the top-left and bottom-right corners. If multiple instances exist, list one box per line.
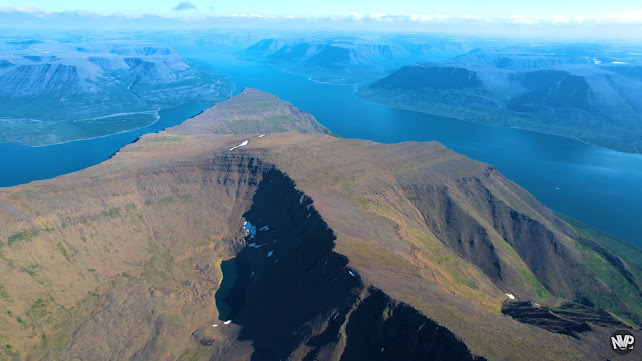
left=0, top=6, right=43, bottom=14
left=606, top=11, right=642, bottom=23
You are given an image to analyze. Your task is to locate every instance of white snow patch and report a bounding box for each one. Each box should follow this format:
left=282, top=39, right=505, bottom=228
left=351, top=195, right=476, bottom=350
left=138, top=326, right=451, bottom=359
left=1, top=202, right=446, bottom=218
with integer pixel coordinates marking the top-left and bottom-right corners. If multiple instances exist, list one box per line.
left=258, top=134, right=265, bottom=138
left=612, top=61, right=629, bottom=64
left=224, top=320, right=232, bottom=325
left=348, top=271, right=355, bottom=277
left=267, top=250, right=274, bottom=257
left=213, top=324, right=219, bottom=327
left=506, top=293, right=516, bottom=300
left=229, top=140, right=249, bottom=151
left=244, top=221, right=257, bottom=238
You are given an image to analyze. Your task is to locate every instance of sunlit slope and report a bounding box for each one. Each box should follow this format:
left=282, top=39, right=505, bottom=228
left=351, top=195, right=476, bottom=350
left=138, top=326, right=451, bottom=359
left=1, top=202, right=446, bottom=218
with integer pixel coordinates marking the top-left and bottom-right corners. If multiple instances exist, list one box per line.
left=0, top=89, right=639, bottom=361
left=360, top=47, right=642, bottom=153
left=0, top=41, right=232, bottom=145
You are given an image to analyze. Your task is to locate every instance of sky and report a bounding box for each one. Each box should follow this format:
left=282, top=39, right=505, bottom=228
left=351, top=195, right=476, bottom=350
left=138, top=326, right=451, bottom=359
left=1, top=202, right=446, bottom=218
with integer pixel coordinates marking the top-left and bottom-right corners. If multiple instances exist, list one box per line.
left=1, top=0, right=641, bottom=21
left=0, top=0, right=641, bottom=39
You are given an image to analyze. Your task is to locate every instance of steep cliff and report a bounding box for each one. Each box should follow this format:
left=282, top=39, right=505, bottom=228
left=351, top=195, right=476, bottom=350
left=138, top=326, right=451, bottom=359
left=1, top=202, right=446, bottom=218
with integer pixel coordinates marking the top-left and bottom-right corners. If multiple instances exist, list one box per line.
left=360, top=59, right=642, bottom=153
left=0, top=40, right=232, bottom=145
left=0, top=89, right=639, bottom=361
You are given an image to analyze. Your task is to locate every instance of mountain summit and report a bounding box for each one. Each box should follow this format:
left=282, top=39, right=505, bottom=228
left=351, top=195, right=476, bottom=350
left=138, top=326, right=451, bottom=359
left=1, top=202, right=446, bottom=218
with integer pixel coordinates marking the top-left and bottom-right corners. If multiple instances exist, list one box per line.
left=0, top=89, right=639, bottom=361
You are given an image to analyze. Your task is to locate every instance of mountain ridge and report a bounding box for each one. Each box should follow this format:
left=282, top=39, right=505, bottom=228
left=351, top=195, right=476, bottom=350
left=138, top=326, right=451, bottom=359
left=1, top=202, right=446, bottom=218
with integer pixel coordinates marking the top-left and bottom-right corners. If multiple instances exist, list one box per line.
left=0, top=88, right=640, bottom=361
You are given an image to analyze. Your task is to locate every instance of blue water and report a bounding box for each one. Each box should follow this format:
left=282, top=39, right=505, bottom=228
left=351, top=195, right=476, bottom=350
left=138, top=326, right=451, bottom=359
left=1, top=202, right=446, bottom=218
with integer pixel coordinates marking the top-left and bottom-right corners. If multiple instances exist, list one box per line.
left=0, top=103, right=208, bottom=187
left=2, top=52, right=642, bottom=248
left=196, top=53, right=642, bottom=247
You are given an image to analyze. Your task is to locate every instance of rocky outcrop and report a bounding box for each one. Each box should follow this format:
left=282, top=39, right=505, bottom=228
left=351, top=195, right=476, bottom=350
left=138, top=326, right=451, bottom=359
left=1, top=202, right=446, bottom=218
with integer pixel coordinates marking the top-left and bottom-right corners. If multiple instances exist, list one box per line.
left=215, top=168, right=485, bottom=361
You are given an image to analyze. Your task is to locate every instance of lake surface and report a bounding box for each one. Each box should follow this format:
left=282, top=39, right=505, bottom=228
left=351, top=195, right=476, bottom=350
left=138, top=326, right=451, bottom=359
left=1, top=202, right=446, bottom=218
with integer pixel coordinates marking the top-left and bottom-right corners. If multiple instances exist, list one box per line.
left=0, top=103, right=208, bottom=187
left=1, top=53, right=641, bottom=248
left=195, top=53, right=642, bottom=247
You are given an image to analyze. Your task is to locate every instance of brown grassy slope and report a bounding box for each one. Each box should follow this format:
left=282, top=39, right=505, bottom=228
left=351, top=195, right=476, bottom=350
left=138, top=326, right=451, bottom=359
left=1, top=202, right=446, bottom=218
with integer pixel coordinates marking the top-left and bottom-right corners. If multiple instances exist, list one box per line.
left=0, top=149, right=268, bottom=360
left=172, top=87, right=332, bottom=136
left=0, top=88, right=639, bottom=361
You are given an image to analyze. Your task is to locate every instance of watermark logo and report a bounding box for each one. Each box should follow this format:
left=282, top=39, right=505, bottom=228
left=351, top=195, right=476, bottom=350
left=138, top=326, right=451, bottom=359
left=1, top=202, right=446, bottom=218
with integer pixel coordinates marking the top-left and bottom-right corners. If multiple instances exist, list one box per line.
left=610, top=330, right=635, bottom=355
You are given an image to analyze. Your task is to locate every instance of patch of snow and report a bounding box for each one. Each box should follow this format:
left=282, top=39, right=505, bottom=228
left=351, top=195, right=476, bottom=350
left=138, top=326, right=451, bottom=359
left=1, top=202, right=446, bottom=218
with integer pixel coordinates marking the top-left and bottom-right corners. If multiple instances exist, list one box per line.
left=224, top=320, right=232, bottom=325
left=506, top=293, right=516, bottom=300
left=267, top=250, right=274, bottom=257
left=260, top=226, right=269, bottom=231
left=534, top=303, right=541, bottom=307
left=258, top=134, right=265, bottom=138
left=348, top=271, right=355, bottom=277
left=229, top=140, right=249, bottom=151
left=244, top=221, right=256, bottom=238
left=213, top=324, right=219, bottom=327
left=611, top=61, right=629, bottom=64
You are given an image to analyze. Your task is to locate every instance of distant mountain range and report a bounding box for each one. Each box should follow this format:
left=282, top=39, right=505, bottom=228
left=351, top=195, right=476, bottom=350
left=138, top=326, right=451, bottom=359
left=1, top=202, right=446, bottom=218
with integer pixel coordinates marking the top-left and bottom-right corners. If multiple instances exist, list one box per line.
left=239, top=37, right=483, bottom=83
left=358, top=45, right=642, bottom=153
left=0, top=40, right=232, bottom=145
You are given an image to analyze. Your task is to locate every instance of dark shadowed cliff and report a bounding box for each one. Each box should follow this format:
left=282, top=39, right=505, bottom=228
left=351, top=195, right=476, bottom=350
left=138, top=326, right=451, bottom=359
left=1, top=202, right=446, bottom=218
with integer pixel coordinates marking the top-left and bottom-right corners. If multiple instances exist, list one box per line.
left=0, top=89, right=640, bottom=361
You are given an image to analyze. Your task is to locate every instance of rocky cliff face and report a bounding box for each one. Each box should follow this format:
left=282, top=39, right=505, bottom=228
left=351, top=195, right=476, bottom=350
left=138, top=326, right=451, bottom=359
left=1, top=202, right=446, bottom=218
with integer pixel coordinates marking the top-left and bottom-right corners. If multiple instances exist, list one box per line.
left=0, top=89, right=640, bottom=361
left=361, top=55, right=642, bottom=153
left=0, top=40, right=233, bottom=145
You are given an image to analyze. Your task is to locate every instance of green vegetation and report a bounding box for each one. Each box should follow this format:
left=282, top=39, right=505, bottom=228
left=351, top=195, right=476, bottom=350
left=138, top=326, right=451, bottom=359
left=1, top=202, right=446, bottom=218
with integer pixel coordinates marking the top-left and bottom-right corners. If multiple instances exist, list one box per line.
left=26, top=298, right=52, bottom=323
left=574, top=239, right=642, bottom=326
left=0, top=285, right=9, bottom=301
left=556, top=213, right=642, bottom=326
left=118, top=272, right=133, bottom=279
left=16, top=317, right=27, bottom=330
left=517, top=266, right=551, bottom=299
left=102, top=207, right=121, bottom=219
left=557, top=213, right=642, bottom=279
left=179, top=347, right=210, bottom=361
left=6, top=229, right=40, bottom=246
left=150, top=135, right=184, bottom=142
left=55, top=242, right=71, bottom=262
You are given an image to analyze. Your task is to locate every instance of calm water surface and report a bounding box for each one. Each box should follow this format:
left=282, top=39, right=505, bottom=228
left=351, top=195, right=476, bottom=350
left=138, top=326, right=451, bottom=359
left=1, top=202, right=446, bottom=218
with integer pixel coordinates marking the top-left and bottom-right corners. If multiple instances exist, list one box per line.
left=1, top=52, right=641, bottom=248
left=197, top=53, right=642, bottom=247
left=0, top=103, right=208, bottom=187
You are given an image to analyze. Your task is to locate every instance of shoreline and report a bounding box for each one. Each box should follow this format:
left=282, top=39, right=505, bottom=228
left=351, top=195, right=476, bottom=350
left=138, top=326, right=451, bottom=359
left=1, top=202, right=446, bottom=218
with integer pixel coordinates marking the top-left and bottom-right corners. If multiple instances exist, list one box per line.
left=353, top=88, right=642, bottom=157
left=0, top=101, right=213, bottom=148
left=0, top=103, right=211, bottom=189
left=232, top=56, right=641, bottom=156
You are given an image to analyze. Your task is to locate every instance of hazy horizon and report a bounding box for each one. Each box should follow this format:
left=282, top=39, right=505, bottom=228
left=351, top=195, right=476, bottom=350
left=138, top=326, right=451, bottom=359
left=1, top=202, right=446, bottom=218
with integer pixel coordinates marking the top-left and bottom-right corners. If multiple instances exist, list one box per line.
left=0, top=1, right=641, bottom=41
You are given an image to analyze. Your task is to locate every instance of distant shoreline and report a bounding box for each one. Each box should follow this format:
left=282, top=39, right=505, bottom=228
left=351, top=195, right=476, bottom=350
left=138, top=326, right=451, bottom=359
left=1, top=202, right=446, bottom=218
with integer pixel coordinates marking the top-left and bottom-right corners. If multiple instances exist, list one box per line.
left=353, top=87, right=642, bottom=157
